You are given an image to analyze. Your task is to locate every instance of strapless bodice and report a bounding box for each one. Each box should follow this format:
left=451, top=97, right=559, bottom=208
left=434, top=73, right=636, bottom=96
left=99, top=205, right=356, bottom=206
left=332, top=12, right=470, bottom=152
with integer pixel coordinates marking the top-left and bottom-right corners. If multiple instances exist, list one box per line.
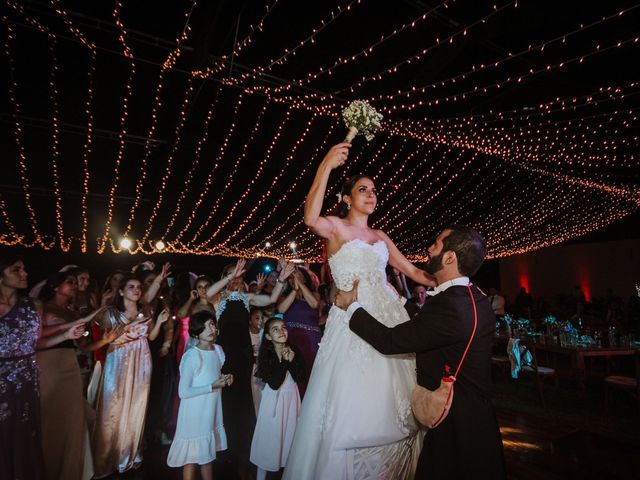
left=328, top=239, right=388, bottom=291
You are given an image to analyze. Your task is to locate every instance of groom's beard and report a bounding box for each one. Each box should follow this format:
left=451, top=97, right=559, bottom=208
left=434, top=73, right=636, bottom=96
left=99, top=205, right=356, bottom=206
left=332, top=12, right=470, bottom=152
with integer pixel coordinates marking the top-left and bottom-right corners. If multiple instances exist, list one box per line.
left=424, top=251, right=445, bottom=275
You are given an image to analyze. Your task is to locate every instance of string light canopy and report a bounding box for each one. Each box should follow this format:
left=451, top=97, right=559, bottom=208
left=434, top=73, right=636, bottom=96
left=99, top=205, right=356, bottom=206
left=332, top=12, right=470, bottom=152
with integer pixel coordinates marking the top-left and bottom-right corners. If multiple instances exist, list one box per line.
left=0, top=0, right=638, bottom=262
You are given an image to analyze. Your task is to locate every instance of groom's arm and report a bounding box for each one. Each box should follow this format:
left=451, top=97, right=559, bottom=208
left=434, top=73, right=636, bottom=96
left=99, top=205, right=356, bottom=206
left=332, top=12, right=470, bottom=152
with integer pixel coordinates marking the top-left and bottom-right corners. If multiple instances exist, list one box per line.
left=345, top=303, right=425, bottom=355
left=346, top=300, right=459, bottom=355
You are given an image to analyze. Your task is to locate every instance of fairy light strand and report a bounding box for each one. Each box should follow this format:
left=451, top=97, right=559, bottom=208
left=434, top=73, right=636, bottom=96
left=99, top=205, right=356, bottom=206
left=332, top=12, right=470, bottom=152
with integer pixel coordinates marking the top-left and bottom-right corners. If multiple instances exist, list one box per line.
left=124, top=1, right=197, bottom=238
left=182, top=96, right=269, bottom=248
left=97, top=0, right=137, bottom=254
left=269, top=0, right=451, bottom=94
left=3, top=20, right=51, bottom=249
left=235, top=121, right=336, bottom=249
left=216, top=111, right=320, bottom=247
left=191, top=104, right=296, bottom=248
left=138, top=77, right=196, bottom=247
left=174, top=92, right=246, bottom=245
left=366, top=4, right=639, bottom=103
left=160, top=86, right=223, bottom=241
left=231, top=0, right=362, bottom=86
left=51, top=0, right=97, bottom=253
left=379, top=34, right=640, bottom=114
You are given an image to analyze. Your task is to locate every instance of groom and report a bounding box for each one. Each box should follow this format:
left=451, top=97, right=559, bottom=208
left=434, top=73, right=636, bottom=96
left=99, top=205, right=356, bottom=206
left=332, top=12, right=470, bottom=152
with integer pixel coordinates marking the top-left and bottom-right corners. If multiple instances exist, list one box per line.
left=336, top=225, right=505, bottom=479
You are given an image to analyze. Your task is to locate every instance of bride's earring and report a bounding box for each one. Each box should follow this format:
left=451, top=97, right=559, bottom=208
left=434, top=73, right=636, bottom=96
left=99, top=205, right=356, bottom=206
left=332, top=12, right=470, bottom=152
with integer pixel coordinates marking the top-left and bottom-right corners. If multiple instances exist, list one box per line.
left=347, top=203, right=351, bottom=210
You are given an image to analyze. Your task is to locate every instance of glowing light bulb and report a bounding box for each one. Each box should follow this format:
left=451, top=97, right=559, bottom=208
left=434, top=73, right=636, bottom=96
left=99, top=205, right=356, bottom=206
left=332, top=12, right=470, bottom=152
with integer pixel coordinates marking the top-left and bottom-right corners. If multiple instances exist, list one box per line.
left=264, top=241, right=272, bottom=249
left=119, top=237, right=132, bottom=249
left=155, top=240, right=166, bottom=251
left=289, top=241, right=297, bottom=250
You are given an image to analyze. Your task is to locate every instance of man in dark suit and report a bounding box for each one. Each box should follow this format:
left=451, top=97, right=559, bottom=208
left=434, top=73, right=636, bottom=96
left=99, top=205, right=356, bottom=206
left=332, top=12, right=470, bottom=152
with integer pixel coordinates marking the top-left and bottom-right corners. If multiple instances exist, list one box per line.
left=336, top=225, right=505, bottom=479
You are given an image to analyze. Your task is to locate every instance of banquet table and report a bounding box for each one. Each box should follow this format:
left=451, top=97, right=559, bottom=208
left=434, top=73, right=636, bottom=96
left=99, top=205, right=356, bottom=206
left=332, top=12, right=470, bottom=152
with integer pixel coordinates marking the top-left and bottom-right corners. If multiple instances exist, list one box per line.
left=526, top=342, right=638, bottom=393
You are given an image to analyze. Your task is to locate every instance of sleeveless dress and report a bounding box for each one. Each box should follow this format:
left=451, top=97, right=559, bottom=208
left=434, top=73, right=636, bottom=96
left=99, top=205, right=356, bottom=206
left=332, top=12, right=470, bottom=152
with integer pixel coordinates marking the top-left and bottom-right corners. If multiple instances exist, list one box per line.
left=37, top=305, right=94, bottom=480
left=0, top=297, right=45, bottom=480
left=284, top=240, right=420, bottom=480
left=92, top=308, right=152, bottom=478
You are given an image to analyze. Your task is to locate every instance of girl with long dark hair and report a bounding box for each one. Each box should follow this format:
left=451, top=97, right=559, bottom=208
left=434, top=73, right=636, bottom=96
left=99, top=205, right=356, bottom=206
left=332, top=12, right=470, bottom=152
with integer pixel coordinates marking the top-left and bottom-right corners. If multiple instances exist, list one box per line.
left=250, top=316, right=306, bottom=480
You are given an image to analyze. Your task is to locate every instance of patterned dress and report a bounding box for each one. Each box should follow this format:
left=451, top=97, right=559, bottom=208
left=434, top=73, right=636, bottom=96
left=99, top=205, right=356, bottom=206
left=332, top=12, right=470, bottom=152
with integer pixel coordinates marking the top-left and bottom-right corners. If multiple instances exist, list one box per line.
left=0, top=297, right=45, bottom=480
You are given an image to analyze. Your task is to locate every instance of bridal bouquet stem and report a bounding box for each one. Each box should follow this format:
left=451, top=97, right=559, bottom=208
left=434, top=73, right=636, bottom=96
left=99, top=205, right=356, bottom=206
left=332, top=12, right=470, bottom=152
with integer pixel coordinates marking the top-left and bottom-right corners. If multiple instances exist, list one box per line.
left=342, top=100, right=383, bottom=143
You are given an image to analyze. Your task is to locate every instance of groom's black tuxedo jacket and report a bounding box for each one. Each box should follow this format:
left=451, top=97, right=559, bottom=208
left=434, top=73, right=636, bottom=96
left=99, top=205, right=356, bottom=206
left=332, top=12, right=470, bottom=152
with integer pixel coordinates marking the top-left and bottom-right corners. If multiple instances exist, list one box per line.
left=350, top=285, right=506, bottom=479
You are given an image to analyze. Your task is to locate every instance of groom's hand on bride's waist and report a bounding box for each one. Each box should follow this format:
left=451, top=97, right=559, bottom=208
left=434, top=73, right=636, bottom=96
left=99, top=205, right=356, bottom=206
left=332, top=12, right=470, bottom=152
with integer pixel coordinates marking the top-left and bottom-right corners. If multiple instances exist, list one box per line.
left=335, top=279, right=359, bottom=310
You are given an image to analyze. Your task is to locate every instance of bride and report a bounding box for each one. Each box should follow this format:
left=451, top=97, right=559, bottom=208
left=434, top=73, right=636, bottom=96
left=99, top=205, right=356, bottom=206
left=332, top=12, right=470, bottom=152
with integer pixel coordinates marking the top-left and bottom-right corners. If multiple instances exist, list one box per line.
left=283, top=143, right=434, bottom=479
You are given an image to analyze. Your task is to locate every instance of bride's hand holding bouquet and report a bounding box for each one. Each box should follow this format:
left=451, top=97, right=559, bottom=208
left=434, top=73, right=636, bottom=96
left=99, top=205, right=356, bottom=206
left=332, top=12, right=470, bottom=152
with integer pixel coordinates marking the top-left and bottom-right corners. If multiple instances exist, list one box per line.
left=321, top=143, right=352, bottom=171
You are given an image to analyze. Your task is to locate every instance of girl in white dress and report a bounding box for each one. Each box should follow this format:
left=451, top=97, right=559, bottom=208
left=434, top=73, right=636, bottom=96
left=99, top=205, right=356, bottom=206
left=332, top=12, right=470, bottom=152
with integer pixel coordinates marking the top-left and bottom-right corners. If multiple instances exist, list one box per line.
left=250, top=316, right=306, bottom=480
left=167, top=310, right=234, bottom=480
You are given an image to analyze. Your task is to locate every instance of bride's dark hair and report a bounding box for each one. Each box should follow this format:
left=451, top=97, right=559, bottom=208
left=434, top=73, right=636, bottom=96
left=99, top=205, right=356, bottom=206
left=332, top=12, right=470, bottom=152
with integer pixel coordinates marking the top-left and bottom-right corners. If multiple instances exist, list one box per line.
left=332, top=174, right=373, bottom=218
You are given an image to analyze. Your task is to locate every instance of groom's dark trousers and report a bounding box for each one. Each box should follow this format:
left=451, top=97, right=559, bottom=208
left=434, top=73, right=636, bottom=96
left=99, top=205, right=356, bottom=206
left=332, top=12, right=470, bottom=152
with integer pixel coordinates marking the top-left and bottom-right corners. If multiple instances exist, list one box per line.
left=350, top=285, right=506, bottom=479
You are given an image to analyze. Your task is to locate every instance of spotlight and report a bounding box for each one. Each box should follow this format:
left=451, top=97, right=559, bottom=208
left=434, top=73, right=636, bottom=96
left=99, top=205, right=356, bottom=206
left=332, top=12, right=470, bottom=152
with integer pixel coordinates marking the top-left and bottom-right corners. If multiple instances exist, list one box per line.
left=289, top=241, right=297, bottom=250
left=119, top=237, right=132, bottom=249
left=264, top=264, right=272, bottom=273
left=264, top=241, right=272, bottom=249
left=155, top=240, right=166, bottom=251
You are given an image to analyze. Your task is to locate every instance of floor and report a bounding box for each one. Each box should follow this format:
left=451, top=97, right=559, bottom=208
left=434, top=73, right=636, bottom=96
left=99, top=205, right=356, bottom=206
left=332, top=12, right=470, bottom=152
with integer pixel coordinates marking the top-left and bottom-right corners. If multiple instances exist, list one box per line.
left=103, top=378, right=640, bottom=479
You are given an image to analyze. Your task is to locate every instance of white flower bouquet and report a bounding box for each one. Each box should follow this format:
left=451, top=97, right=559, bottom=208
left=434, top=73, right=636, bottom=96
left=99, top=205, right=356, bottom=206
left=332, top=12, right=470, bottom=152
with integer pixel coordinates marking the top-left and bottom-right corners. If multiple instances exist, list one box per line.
left=342, top=100, right=383, bottom=143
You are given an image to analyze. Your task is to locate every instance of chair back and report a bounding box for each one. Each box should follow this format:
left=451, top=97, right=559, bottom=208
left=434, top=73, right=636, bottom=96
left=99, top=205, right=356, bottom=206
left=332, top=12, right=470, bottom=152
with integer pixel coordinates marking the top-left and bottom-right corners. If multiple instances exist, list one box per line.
left=634, top=349, right=640, bottom=396
left=518, top=338, right=540, bottom=372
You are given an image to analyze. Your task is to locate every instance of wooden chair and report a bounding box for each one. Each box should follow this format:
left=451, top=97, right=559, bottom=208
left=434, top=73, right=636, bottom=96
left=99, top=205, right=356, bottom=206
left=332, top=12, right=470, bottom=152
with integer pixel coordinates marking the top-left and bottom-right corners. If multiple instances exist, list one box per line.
left=518, top=340, right=558, bottom=410
left=604, top=350, right=640, bottom=415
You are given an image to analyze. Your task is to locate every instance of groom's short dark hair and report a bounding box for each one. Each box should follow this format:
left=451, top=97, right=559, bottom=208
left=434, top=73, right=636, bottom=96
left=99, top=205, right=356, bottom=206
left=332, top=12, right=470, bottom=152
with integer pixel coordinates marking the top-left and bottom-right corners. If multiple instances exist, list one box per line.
left=441, top=225, right=486, bottom=277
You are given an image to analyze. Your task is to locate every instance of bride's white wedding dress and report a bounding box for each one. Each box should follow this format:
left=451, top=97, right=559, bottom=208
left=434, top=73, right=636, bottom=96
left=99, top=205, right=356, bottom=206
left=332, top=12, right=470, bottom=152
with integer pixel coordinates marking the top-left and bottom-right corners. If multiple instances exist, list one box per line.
left=283, top=239, right=421, bottom=480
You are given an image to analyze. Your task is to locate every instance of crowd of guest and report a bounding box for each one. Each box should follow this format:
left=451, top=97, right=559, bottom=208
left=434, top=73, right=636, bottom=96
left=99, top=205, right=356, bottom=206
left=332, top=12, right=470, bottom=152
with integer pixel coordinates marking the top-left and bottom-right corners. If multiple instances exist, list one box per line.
left=2, top=250, right=638, bottom=480
left=1, top=253, right=328, bottom=480
left=486, top=284, right=640, bottom=338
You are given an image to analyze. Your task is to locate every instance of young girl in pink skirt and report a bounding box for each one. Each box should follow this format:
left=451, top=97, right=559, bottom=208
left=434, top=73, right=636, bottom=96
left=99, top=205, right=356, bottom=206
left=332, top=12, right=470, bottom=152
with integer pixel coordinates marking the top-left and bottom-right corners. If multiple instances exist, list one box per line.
left=250, top=315, right=306, bottom=480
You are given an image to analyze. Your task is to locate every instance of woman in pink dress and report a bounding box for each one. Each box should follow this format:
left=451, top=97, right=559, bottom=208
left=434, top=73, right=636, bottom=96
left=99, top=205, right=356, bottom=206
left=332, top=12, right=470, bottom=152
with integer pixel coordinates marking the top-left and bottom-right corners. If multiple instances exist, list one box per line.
left=91, top=273, right=169, bottom=477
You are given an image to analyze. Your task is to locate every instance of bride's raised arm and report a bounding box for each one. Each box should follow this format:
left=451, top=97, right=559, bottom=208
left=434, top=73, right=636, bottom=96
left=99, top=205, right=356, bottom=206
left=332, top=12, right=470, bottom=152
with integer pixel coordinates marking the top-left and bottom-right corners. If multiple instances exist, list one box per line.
left=304, top=143, right=351, bottom=240
left=376, top=230, right=436, bottom=287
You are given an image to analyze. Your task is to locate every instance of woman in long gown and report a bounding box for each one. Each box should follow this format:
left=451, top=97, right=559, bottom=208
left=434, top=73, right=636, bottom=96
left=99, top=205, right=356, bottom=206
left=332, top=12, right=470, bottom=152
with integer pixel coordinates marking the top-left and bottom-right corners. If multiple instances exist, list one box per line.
left=210, top=260, right=294, bottom=478
left=91, top=273, right=167, bottom=478
left=277, top=268, right=321, bottom=398
left=0, top=255, right=87, bottom=480
left=0, top=255, right=45, bottom=480
left=284, top=143, right=434, bottom=480
left=37, top=272, right=105, bottom=480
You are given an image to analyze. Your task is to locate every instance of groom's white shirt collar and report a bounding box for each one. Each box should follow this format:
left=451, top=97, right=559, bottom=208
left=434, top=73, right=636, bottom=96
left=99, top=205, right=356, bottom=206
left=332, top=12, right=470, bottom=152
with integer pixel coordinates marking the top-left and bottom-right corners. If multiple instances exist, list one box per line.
left=426, top=276, right=470, bottom=296
left=345, top=276, right=470, bottom=319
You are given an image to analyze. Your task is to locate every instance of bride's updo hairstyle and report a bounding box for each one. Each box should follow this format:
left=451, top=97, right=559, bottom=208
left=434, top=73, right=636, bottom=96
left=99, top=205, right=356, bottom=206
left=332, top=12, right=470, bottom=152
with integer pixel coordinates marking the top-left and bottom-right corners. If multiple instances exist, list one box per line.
left=333, top=174, right=373, bottom=218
